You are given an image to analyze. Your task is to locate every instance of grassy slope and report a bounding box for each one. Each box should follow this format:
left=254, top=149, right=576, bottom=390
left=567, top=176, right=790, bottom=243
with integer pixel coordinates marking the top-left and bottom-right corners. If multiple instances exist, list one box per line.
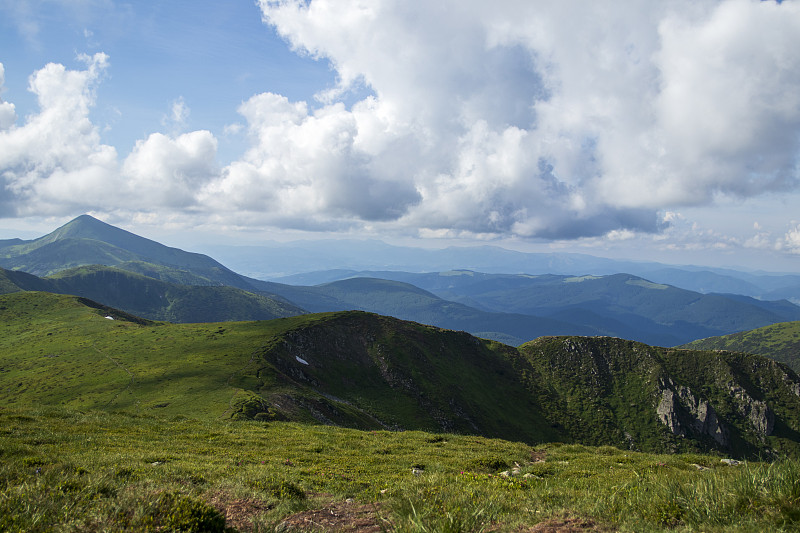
left=2, top=293, right=800, bottom=531
left=0, top=292, right=558, bottom=444
left=681, top=321, right=800, bottom=374
left=3, top=291, right=800, bottom=462
left=1, top=406, right=798, bottom=532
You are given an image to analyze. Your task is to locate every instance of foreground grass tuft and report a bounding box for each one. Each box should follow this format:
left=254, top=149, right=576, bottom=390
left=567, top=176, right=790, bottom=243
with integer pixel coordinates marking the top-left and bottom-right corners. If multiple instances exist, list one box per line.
left=1, top=407, right=798, bottom=532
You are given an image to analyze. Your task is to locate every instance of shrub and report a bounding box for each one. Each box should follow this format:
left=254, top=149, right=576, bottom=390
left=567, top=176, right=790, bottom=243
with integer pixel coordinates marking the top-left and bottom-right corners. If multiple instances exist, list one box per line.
left=143, top=491, right=226, bottom=532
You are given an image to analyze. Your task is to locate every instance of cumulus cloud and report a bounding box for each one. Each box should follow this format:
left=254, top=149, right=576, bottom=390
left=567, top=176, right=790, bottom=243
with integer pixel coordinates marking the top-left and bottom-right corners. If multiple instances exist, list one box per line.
left=0, top=53, right=119, bottom=216
left=0, top=55, right=217, bottom=216
left=250, top=0, right=800, bottom=239
left=204, top=92, right=421, bottom=229
left=123, top=130, right=219, bottom=208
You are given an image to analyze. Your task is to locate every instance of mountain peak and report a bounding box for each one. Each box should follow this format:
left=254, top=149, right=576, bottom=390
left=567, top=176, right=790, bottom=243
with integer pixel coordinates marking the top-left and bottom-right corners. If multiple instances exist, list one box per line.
left=35, top=214, right=140, bottom=248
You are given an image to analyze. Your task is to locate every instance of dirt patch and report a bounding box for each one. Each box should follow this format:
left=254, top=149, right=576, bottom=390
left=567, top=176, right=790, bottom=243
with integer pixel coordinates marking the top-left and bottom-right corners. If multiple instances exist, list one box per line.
left=530, top=449, right=547, bottom=463
left=276, top=499, right=389, bottom=532
left=206, top=492, right=274, bottom=532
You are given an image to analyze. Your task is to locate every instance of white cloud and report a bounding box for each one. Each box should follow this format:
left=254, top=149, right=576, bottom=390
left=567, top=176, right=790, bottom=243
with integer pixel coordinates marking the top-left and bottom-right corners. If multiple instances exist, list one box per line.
left=782, top=223, right=800, bottom=255
left=0, top=55, right=218, bottom=216
left=0, top=53, right=119, bottom=216
left=204, top=92, right=421, bottom=228
left=254, top=0, right=800, bottom=240
left=123, top=130, right=218, bottom=208
left=0, top=63, right=17, bottom=130
left=163, top=96, right=190, bottom=133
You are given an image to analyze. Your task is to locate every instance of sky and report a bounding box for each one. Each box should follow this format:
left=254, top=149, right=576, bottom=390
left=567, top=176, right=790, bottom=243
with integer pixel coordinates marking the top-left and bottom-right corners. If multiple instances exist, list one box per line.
left=1, top=0, right=800, bottom=272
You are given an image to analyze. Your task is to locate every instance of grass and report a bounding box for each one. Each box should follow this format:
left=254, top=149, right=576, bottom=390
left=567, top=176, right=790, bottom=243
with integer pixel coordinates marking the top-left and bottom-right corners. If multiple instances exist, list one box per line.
left=683, top=321, right=800, bottom=374
left=2, top=406, right=798, bottom=532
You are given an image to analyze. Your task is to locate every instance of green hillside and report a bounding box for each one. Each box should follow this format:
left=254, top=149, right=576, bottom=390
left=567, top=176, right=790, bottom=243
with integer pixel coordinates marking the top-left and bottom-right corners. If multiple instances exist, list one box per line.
left=681, top=321, right=800, bottom=373
left=518, top=336, right=800, bottom=458
left=0, top=291, right=556, bottom=442
left=0, top=265, right=304, bottom=323
left=2, top=291, right=799, bottom=461
left=3, top=291, right=800, bottom=531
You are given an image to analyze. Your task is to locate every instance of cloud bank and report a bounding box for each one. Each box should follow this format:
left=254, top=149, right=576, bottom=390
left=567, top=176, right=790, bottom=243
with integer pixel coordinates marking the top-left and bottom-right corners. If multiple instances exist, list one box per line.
left=1, top=0, right=799, bottom=243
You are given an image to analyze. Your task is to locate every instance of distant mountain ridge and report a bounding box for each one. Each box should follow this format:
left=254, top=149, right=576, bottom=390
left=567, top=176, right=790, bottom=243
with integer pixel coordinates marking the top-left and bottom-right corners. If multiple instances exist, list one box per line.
left=2, top=215, right=800, bottom=346
left=263, top=270, right=800, bottom=347
left=209, top=241, right=800, bottom=302
left=681, top=321, right=800, bottom=374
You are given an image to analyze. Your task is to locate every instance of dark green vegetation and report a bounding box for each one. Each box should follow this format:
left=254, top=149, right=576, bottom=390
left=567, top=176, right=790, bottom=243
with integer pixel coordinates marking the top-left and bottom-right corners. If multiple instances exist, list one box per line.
left=0, top=265, right=303, bottom=323
left=682, top=321, right=800, bottom=374
left=2, top=407, right=799, bottom=532
left=2, top=291, right=799, bottom=461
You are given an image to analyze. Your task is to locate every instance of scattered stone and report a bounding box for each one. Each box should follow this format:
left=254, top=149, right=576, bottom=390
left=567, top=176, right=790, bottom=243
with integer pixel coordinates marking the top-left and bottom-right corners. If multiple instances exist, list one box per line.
left=691, top=463, right=709, bottom=471
left=720, top=458, right=740, bottom=466
left=411, top=467, right=423, bottom=476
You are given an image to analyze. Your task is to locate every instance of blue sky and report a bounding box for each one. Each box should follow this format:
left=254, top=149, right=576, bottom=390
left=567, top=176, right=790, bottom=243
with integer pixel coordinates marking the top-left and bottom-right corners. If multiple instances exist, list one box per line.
left=1, top=0, right=800, bottom=272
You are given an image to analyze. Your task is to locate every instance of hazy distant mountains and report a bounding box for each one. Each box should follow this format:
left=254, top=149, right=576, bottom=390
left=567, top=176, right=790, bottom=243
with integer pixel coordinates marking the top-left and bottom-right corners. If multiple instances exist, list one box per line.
left=206, top=241, right=800, bottom=302
left=2, top=214, right=800, bottom=346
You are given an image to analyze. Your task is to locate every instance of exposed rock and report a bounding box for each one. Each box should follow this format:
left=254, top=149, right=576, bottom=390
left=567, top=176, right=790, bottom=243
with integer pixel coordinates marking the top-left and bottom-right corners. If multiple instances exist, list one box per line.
left=780, top=369, right=800, bottom=398
left=676, top=385, right=727, bottom=445
left=656, top=387, right=681, bottom=435
left=729, top=385, right=774, bottom=437
left=656, top=378, right=728, bottom=446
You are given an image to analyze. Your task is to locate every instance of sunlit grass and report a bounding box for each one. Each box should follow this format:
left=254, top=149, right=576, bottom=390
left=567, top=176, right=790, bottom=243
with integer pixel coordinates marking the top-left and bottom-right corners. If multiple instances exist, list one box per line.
left=2, top=407, right=798, bottom=532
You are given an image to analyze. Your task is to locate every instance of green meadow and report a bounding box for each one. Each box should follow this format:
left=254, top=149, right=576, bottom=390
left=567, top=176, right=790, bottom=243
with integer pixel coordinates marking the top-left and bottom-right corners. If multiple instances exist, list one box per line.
left=2, top=407, right=799, bottom=532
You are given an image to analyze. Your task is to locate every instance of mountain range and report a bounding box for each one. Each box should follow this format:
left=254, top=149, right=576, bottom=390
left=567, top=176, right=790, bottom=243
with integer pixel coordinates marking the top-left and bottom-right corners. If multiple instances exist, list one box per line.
left=204, top=241, right=800, bottom=302
left=3, top=215, right=800, bottom=347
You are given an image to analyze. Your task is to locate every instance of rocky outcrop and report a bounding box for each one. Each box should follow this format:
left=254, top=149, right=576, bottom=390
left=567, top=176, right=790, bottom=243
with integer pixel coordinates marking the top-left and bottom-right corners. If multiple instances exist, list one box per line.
left=656, top=378, right=728, bottom=446
left=729, top=384, right=774, bottom=437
